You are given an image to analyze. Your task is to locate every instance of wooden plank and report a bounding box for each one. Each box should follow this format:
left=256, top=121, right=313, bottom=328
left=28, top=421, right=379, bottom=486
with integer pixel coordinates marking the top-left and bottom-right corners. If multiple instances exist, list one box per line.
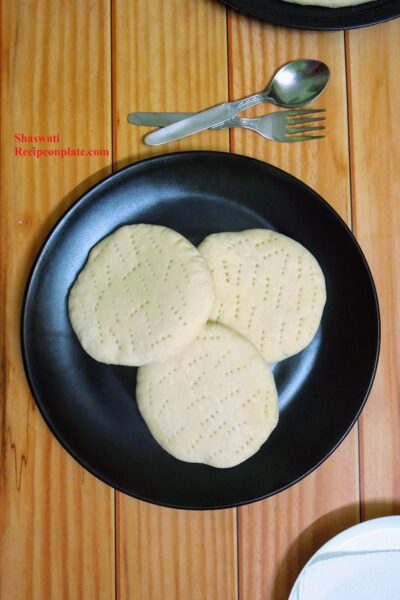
left=228, top=14, right=360, bottom=600
left=238, top=440, right=359, bottom=600
left=113, top=0, right=230, bottom=170
left=0, top=1, right=115, bottom=599
left=228, top=16, right=351, bottom=217
left=346, top=21, right=400, bottom=518
left=113, top=1, right=237, bottom=599
left=116, top=498, right=237, bottom=600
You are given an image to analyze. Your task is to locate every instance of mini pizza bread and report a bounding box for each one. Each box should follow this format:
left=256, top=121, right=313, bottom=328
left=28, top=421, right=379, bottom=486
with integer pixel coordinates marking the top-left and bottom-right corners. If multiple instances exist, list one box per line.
left=136, top=322, right=279, bottom=468
left=199, top=229, right=326, bottom=363
left=68, top=224, right=215, bottom=366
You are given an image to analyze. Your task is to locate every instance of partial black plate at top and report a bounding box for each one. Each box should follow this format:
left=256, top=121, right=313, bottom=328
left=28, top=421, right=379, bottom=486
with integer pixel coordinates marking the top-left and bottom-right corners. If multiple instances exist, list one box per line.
left=21, top=151, right=379, bottom=509
left=221, top=0, right=400, bottom=30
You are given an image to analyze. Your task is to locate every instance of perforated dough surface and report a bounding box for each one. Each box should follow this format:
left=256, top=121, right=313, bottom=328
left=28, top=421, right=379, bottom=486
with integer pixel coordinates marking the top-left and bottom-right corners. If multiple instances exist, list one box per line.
left=137, top=322, right=279, bottom=468
left=199, top=229, right=326, bottom=363
left=68, top=224, right=215, bottom=366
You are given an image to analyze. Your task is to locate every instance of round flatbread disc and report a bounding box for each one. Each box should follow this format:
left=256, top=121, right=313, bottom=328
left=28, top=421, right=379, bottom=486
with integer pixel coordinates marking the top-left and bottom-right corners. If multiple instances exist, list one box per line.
left=136, top=322, right=279, bottom=469
left=199, top=229, right=326, bottom=363
left=68, top=224, right=215, bottom=365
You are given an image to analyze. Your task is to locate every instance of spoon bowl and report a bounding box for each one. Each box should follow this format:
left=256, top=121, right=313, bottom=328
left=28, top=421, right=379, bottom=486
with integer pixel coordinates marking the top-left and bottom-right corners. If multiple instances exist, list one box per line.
left=267, top=59, right=330, bottom=107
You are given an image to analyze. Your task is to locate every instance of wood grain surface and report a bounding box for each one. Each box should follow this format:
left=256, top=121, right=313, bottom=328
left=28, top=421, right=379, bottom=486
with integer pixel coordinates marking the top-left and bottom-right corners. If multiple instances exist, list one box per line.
left=346, top=21, right=400, bottom=518
left=228, top=16, right=351, bottom=217
left=1, top=1, right=399, bottom=599
left=112, top=2, right=237, bottom=600
left=0, top=1, right=115, bottom=599
left=112, top=0, right=230, bottom=169
left=116, top=499, right=237, bottom=600
left=228, top=14, right=360, bottom=600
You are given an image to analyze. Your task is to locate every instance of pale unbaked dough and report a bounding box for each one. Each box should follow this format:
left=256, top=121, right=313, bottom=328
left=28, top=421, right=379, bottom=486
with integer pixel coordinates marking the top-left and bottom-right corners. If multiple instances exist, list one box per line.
left=199, top=229, right=326, bottom=363
left=284, top=0, right=375, bottom=7
left=137, top=323, right=279, bottom=468
left=68, top=224, right=215, bottom=366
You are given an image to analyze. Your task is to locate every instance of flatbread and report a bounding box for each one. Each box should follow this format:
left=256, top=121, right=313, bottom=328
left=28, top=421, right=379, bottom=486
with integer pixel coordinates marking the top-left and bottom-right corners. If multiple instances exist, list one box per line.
left=284, top=0, right=375, bottom=6
left=68, top=224, right=215, bottom=366
left=199, top=229, right=326, bottom=363
left=137, top=322, right=279, bottom=468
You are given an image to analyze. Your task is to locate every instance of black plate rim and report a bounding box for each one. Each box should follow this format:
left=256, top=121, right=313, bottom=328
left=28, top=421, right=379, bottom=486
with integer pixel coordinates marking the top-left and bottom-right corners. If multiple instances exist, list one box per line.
left=21, top=151, right=381, bottom=510
left=221, top=0, right=400, bottom=31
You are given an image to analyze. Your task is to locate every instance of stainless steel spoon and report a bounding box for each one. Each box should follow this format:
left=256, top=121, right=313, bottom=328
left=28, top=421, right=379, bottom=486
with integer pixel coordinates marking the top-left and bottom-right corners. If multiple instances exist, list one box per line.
left=144, top=59, right=330, bottom=146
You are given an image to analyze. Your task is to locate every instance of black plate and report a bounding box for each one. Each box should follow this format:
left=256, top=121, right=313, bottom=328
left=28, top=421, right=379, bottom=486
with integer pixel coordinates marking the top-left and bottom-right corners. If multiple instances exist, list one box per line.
left=221, top=0, right=400, bottom=30
left=22, top=152, right=379, bottom=509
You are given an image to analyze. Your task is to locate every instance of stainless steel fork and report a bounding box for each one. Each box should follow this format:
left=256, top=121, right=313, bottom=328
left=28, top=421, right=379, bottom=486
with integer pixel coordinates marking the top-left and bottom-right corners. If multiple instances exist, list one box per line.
left=128, top=109, right=326, bottom=142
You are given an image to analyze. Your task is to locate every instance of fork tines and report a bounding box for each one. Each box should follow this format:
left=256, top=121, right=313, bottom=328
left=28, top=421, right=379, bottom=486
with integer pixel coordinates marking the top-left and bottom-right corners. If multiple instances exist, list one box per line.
left=285, top=108, right=326, bottom=142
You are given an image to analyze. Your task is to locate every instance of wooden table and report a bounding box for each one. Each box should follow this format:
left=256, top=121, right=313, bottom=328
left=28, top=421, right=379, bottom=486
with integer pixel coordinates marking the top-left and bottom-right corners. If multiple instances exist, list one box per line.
left=1, top=1, right=399, bottom=598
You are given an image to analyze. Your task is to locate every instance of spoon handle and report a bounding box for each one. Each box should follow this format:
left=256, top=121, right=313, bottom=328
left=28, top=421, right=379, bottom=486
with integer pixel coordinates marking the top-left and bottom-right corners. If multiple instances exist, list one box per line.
left=143, top=93, right=265, bottom=146
left=128, top=111, right=239, bottom=130
left=128, top=112, right=195, bottom=126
